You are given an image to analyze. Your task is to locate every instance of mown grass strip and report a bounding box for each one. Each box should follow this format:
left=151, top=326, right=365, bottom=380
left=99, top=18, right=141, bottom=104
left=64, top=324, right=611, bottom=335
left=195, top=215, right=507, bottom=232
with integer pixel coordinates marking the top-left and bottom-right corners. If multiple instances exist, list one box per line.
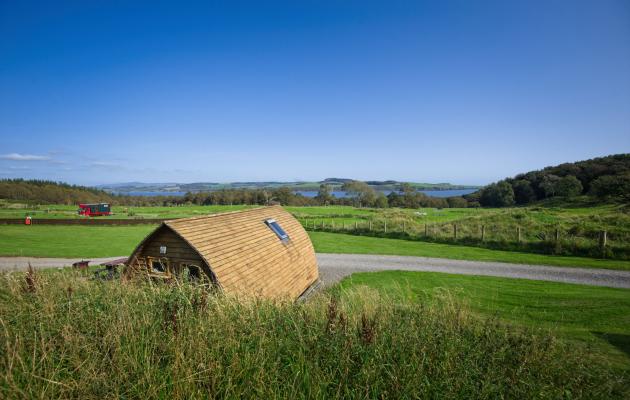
left=310, top=231, right=630, bottom=270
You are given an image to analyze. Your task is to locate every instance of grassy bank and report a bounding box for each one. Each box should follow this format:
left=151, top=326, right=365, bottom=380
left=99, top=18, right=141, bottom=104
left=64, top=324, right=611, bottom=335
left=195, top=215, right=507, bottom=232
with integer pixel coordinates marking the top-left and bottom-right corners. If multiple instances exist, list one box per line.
left=0, top=270, right=627, bottom=398
left=336, top=270, right=630, bottom=368
left=299, top=203, right=630, bottom=261
left=311, top=232, right=630, bottom=270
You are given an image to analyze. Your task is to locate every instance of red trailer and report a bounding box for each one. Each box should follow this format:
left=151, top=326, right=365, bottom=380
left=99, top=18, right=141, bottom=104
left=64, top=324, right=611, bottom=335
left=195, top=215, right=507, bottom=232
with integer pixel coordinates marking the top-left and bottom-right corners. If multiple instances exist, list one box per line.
left=78, top=203, right=112, bottom=217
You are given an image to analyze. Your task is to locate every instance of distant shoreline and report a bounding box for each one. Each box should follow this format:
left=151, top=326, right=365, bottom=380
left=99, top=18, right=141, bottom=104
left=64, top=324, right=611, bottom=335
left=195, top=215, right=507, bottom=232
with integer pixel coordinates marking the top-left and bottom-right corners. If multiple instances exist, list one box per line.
left=96, top=180, right=481, bottom=196
left=105, top=188, right=478, bottom=198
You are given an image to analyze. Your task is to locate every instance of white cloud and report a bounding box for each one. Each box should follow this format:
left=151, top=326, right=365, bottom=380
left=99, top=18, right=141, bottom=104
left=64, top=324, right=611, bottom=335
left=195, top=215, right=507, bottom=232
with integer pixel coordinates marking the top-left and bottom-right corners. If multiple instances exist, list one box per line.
left=88, top=161, right=127, bottom=172
left=1, top=153, right=51, bottom=161
left=90, top=161, right=121, bottom=167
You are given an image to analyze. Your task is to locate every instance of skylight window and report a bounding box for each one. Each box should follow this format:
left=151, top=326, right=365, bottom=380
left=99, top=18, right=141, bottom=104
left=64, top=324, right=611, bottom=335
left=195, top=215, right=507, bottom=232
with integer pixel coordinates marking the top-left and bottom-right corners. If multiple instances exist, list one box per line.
left=265, top=219, right=289, bottom=241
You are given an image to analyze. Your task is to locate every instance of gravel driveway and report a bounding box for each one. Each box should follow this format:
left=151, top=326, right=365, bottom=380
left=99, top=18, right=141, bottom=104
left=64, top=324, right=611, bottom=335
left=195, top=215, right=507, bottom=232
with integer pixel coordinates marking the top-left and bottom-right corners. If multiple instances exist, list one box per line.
left=1, top=254, right=629, bottom=289
left=316, top=254, right=630, bottom=289
left=0, top=256, right=125, bottom=271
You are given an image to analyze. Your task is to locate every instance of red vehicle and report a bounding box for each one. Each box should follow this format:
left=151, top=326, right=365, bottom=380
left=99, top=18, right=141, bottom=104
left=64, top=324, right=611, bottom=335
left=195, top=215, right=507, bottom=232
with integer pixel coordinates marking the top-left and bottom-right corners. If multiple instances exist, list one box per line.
left=78, top=203, right=112, bottom=217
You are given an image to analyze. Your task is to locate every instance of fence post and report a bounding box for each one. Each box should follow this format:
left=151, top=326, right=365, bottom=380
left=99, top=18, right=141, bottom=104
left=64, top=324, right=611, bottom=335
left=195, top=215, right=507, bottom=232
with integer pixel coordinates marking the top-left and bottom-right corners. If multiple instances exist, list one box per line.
left=355, top=221, right=358, bottom=230
left=322, top=220, right=325, bottom=230
left=599, top=230, right=607, bottom=258
left=403, top=221, right=406, bottom=233
left=369, top=221, right=372, bottom=231
left=517, top=227, right=522, bottom=243
left=555, top=228, right=560, bottom=243
left=384, top=220, right=387, bottom=233
left=453, top=224, right=457, bottom=239
left=481, top=225, right=485, bottom=241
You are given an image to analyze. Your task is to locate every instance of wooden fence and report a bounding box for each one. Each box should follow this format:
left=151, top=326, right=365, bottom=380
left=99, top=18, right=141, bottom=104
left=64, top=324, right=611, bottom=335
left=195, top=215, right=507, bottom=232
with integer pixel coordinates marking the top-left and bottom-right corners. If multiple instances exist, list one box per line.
left=299, top=218, right=620, bottom=259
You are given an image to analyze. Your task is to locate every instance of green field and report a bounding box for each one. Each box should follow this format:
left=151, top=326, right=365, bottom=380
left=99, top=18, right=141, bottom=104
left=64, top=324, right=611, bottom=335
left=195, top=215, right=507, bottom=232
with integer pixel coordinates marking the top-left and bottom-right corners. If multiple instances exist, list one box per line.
left=2, top=225, right=630, bottom=270
left=0, top=270, right=627, bottom=398
left=0, top=202, right=485, bottom=222
left=336, top=271, right=630, bottom=368
left=295, top=202, right=630, bottom=261
left=3, top=201, right=629, bottom=260
left=0, top=225, right=155, bottom=258
left=0, top=202, right=253, bottom=219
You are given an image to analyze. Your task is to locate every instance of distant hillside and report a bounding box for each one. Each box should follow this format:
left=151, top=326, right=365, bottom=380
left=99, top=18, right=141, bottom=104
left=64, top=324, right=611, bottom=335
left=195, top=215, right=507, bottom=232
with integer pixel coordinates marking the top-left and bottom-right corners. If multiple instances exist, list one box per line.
left=0, top=179, right=118, bottom=205
left=97, top=179, right=479, bottom=194
left=469, top=154, right=630, bottom=207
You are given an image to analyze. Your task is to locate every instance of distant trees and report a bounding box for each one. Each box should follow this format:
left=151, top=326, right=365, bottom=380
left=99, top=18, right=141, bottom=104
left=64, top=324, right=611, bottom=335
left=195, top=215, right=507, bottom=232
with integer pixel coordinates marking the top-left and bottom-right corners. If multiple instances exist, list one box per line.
left=446, top=196, right=468, bottom=208
left=270, top=187, right=294, bottom=205
left=315, top=184, right=333, bottom=205
left=540, top=175, right=561, bottom=198
left=512, top=180, right=536, bottom=205
left=1, top=178, right=474, bottom=210
left=374, top=194, right=389, bottom=208
left=536, top=174, right=582, bottom=198
left=387, top=186, right=450, bottom=209
left=0, top=179, right=118, bottom=205
left=470, top=154, right=630, bottom=207
left=479, top=181, right=515, bottom=207
left=590, top=173, right=630, bottom=201
left=5, top=155, right=628, bottom=211
left=556, top=176, right=583, bottom=197
left=341, top=181, right=377, bottom=207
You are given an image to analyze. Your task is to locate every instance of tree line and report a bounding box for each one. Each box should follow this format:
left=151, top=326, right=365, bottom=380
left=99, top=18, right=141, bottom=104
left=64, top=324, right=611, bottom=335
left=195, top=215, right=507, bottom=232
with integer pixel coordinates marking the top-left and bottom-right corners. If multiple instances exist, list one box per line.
left=469, top=154, right=630, bottom=207
left=0, top=179, right=467, bottom=208
left=5, top=154, right=626, bottom=210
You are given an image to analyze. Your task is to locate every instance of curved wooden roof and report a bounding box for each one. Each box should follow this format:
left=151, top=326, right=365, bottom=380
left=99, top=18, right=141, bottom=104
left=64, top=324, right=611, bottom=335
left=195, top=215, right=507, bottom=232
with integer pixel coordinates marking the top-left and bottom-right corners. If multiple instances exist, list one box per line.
left=135, top=206, right=319, bottom=299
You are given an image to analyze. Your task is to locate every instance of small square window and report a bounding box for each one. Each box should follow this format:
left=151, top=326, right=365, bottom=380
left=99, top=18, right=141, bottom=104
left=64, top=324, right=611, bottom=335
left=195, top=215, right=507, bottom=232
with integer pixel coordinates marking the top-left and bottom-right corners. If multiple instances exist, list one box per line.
left=181, top=264, right=201, bottom=281
left=151, top=260, right=166, bottom=273
left=265, top=219, right=289, bottom=241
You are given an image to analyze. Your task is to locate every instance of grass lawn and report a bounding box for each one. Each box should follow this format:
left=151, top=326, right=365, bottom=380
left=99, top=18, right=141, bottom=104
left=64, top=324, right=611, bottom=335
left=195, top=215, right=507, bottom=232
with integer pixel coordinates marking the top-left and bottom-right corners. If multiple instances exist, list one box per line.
left=1, top=225, right=630, bottom=271
left=336, top=270, right=630, bottom=368
left=311, top=231, right=630, bottom=270
left=2, top=201, right=628, bottom=259
left=0, top=225, right=156, bottom=258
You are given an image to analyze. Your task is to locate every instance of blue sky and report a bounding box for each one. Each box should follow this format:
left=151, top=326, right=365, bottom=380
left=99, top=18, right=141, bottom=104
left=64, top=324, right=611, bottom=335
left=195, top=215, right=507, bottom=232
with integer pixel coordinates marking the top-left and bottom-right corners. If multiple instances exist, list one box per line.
left=1, top=1, right=629, bottom=185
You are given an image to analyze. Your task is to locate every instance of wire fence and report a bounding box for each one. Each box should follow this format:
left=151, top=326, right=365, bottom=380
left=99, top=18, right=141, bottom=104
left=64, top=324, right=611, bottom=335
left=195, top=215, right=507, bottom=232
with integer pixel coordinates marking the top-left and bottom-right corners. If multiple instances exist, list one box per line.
left=298, top=218, right=630, bottom=260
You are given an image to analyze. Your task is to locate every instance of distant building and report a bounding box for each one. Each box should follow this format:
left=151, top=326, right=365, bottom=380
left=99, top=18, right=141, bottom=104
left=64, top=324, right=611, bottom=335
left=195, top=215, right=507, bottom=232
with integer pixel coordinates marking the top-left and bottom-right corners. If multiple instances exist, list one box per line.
left=78, top=203, right=111, bottom=216
left=125, top=206, right=319, bottom=299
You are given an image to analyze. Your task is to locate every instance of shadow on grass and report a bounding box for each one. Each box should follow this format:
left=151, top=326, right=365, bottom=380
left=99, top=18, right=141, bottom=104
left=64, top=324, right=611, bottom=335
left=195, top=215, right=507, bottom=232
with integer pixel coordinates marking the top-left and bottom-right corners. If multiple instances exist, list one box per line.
left=593, top=332, right=630, bottom=358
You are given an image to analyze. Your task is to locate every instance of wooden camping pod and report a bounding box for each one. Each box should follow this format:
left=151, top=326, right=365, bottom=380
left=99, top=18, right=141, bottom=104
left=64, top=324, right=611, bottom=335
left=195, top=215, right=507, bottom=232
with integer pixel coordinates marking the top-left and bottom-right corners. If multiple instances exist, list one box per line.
left=125, top=206, right=319, bottom=299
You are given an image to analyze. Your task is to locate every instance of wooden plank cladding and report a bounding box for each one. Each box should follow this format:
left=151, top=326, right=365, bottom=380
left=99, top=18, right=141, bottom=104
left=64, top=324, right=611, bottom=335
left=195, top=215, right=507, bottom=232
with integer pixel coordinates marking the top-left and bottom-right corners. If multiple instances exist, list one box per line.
left=125, top=206, right=319, bottom=300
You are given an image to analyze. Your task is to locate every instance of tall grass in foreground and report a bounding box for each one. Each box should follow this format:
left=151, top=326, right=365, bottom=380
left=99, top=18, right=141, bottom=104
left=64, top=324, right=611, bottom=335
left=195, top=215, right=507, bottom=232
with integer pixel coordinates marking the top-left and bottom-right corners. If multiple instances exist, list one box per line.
left=0, top=270, right=628, bottom=399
